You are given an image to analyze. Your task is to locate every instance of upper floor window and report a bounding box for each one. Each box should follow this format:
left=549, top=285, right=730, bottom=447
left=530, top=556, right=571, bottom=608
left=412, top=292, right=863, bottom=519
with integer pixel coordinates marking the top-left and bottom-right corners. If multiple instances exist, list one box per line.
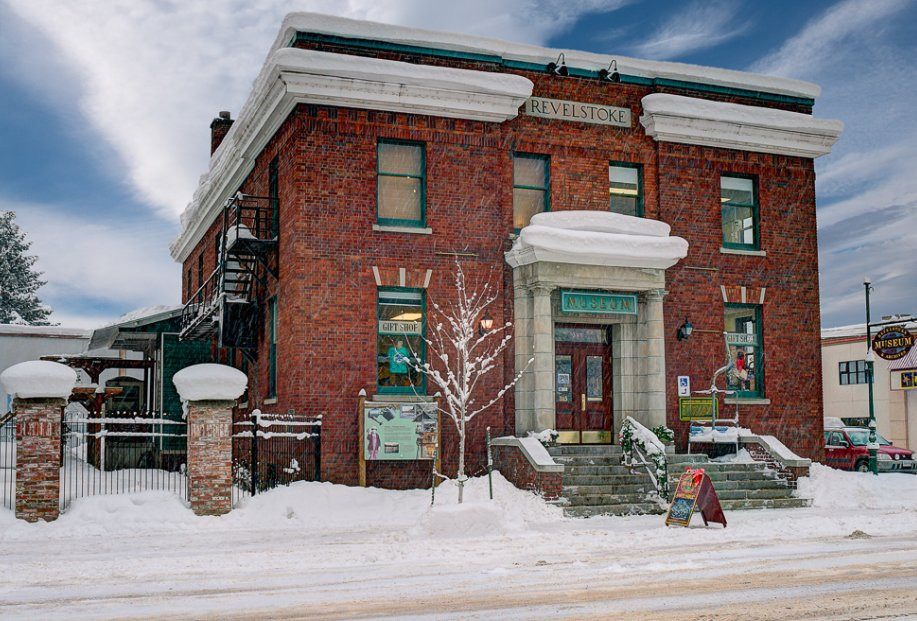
left=268, top=157, right=279, bottom=238
left=609, top=163, right=642, bottom=217
left=377, top=141, right=425, bottom=227
left=513, top=153, right=549, bottom=229
left=721, top=175, right=758, bottom=249
left=839, top=360, right=872, bottom=385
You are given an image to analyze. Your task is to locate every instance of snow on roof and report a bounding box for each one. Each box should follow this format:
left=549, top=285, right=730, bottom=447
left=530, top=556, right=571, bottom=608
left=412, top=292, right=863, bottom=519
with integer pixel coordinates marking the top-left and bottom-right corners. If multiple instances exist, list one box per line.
left=640, top=94, right=842, bottom=158
left=0, top=360, right=78, bottom=400
left=506, top=211, right=688, bottom=270
left=276, top=12, right=821, bottom=100
left=0, top=324, right=90, bottom=338
left=101, top=305, right=182, bottom=329
left=889, top=345, right=917, bottom=371
left=822, top=320, right=917, bottom=341
left=172, top=363, right=248, bottom=402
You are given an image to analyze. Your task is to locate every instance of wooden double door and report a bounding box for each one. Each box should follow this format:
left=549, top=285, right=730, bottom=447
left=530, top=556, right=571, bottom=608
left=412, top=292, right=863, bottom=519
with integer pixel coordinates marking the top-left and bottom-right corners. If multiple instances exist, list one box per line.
left=554, top=325, right=612, bottom=444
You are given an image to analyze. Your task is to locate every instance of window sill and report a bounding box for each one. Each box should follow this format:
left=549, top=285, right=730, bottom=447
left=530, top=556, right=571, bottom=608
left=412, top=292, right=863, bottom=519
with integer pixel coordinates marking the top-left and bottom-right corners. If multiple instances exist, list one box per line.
left=263, top=397, right=278, bottom=405
left=373, top=224, right=432, bottom=235
left=724, top=397, right=770, bottom=405
left=720, top=247, right=766, bottom=257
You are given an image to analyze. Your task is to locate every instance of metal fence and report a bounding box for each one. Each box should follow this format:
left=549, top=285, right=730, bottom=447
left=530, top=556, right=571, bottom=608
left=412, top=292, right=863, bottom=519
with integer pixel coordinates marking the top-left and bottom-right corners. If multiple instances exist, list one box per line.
left=232, top=411, right=321, bottom=506
left=1, top=414, right=14, bottom=511
left=61, top=411, right=187, bottom=511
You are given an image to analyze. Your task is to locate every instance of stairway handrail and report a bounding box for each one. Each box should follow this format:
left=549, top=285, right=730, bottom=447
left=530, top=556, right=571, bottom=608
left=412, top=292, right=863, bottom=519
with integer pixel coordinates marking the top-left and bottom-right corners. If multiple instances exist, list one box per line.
left=620, top=416, right=669, bottom=501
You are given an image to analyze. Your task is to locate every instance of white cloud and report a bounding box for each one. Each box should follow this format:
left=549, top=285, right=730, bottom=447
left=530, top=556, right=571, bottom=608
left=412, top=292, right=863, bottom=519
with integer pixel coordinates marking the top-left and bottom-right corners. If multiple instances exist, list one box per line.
left=8, top=198, right=179, bottom=327
left=750, top=0, right=910, bottom=78
left=4, top=1, right=614, bottom=221
left=628, top=0, right=746, bottom=60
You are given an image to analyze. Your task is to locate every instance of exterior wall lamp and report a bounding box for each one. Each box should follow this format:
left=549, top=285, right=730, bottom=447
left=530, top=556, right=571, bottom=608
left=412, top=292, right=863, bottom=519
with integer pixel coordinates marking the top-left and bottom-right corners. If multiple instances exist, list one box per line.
left=598, top=60, right=620, bottom=82
left=479, top=313, right=494, bottom=336
left=546, top=53, right=569, bottom=76
left=677, top=318, right=694, bottom=341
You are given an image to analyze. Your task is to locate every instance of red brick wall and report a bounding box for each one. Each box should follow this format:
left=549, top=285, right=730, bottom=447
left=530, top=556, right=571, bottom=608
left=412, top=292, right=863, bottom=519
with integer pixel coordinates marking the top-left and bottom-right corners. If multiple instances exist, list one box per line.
left=491, top=444, right=562, bottom=500
left=180, top=47, right=825, bottom=485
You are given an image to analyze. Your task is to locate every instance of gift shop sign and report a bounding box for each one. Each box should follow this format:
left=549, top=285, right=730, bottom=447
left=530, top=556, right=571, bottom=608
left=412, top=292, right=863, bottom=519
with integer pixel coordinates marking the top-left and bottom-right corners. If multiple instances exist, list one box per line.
left=525, top=97, right=631, bottom=128
left=872, top=325, right=914, bottom=361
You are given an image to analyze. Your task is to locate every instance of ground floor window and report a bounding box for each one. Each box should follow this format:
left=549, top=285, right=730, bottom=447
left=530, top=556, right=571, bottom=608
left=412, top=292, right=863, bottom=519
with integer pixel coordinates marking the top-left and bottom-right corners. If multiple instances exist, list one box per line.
left=724, top=304, right=763, bottom=398
left=268, top=296, right=277, bottom=399
left=377, top=288, right=425, bottom=394
left=839, top=360, right=872, bottom=385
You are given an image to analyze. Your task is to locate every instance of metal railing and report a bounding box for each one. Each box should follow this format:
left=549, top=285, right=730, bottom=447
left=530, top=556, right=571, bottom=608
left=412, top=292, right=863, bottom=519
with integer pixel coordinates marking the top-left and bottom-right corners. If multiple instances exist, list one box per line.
left=232, top=410, right=321, bottom=506
left=61, top=411, right=187, bottom=511
left=1, top=414, right=14, bottom=511
left=620, top=416, right=669, bottom=501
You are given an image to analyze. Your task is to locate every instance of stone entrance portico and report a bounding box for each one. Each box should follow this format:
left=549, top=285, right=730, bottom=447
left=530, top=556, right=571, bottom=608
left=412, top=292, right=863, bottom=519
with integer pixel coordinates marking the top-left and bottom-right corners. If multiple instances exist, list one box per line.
left=505, top=211, right=688, bottom=441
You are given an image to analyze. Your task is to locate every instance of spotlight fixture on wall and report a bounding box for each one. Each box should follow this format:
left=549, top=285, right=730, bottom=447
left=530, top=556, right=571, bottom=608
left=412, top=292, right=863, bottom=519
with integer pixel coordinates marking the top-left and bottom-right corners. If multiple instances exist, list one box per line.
left=677, top=318, right=694, bottom=341
left=546, top=53, right=569, bottom=76
left=479, top=312, right=494, bottom=336
left=598, top=60, right=620, bottom=82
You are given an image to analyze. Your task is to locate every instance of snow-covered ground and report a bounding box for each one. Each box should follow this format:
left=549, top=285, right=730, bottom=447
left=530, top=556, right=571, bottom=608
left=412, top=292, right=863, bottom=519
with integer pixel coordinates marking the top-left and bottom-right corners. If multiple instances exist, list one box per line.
left=2, top=466, right=916, bottom=620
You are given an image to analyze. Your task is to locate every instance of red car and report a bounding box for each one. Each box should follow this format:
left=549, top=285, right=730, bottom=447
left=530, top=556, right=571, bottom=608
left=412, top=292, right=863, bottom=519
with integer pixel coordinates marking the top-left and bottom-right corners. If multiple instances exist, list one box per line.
left=824, top=426, right=916, bottom=473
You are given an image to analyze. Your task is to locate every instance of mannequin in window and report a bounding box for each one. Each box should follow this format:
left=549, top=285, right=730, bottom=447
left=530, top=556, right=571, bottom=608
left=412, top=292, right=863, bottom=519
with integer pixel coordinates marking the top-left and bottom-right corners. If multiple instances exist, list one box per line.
left=388, top=339, right=410, bottom=383
left=735, top=350, right=749, bottom=389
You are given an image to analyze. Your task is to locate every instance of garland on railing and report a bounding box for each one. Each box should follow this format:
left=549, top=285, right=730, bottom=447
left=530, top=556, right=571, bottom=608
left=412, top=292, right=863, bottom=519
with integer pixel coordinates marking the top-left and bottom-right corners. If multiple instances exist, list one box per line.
left=620, top=416, right=670, bottom=500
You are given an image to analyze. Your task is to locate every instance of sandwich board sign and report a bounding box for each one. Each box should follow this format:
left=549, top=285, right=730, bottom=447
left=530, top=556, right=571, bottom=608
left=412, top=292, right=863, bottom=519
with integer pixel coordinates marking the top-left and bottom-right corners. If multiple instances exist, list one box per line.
left=665, top=468, right=727, bottom=528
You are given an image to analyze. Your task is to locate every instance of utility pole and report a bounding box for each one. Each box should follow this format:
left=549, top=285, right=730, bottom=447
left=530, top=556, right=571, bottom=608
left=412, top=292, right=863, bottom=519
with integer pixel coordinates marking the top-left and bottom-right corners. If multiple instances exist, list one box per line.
left=864, top=279, right=878, bottom=475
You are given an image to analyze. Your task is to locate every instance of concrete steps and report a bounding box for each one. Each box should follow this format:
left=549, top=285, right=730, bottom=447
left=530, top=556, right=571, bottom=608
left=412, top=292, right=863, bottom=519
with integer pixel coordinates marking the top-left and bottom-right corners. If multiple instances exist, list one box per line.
left=547, top=445, right=811, bottom=518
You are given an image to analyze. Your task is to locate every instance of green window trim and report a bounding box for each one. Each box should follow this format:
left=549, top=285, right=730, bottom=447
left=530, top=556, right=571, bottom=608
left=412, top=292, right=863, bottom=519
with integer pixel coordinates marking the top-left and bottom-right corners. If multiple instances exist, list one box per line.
left=268, top=296, right=277, bottom=399
left=376, top=139, right=426, bottom=228
left=376, top=287, right=427, bottom=395
left=720, top=173, right=760, bottom=250
left=725, top=303, right=764, bottom=399
left=609, top=161, right=644, bottom=217
left=513, top=152, right=550, bottom=231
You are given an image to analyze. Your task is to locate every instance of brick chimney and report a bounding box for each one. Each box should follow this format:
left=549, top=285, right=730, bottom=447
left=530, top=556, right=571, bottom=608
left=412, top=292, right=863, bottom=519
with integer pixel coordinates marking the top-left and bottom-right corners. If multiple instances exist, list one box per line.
left=210, top=111, right=233, bottom=155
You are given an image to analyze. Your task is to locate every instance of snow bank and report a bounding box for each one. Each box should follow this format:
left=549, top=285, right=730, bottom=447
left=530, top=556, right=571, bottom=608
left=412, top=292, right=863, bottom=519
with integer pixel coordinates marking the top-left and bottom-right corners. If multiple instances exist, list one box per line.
left=799, top=463, right=917, bottom=511
left=0, top=360, right=77, bottom=399
left=172, top=364, right=247, bottom=401
left=507, top=211, right=688, bottom=270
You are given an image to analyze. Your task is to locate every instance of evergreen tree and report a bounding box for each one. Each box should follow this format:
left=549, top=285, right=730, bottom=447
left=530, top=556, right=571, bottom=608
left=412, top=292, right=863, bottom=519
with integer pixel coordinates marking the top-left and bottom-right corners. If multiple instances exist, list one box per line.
left=0, top=211, right=52, bottom=325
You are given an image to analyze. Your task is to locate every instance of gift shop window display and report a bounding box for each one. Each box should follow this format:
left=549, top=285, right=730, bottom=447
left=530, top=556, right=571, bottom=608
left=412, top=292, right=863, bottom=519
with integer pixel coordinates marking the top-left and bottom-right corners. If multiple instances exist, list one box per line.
left=725, top=304, right=764, bottom=398
left=376, top=288, right=426, bottom=394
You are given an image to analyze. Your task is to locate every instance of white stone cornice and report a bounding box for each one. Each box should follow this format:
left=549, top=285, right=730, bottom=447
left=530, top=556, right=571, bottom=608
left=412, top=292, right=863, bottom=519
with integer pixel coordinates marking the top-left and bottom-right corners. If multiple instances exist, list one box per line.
left=640, top=93, right=843, bottom=158
left=171, top=48, right=533, bottom=262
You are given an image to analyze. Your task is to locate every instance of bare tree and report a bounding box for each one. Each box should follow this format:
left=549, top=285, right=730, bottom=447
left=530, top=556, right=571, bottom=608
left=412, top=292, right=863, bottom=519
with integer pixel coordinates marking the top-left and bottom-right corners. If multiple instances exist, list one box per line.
left=408, top=263, right=531, bottom=503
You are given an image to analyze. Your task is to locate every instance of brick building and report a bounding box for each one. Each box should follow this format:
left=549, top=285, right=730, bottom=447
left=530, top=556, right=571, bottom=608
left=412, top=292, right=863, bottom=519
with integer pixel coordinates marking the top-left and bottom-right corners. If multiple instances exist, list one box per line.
left=170, top=13, right=842, bottom=488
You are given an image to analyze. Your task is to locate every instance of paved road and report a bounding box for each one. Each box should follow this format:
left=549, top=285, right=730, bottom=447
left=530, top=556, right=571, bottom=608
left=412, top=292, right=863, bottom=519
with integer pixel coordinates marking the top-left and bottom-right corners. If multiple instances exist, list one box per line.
left=4, top=523, right=916, bottom=620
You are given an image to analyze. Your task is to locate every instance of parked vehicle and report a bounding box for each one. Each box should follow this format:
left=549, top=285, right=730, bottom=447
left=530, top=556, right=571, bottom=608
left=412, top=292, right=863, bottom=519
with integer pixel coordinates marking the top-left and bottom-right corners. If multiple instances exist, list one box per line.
left=824, top=424, right=916, bottom=473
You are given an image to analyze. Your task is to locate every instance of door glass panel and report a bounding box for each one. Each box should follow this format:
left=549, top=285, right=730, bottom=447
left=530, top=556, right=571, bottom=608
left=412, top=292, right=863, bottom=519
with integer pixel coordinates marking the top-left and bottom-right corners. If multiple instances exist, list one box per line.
left=586, top=356, right=603, bottom=401
left=554, top=327, right=605, bottom=343
left=555, top=355, right=572, bottom=402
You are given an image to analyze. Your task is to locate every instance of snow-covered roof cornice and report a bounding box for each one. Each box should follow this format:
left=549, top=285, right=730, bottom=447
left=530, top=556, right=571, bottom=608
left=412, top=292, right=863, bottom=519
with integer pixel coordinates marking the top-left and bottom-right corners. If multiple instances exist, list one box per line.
left=640, top=93, right=843, bottom=158
left=506, top=211, right=688, bottom=270
left=275, top=12, right=821, bottom=101
left=170, top=48, right=532, bottom=262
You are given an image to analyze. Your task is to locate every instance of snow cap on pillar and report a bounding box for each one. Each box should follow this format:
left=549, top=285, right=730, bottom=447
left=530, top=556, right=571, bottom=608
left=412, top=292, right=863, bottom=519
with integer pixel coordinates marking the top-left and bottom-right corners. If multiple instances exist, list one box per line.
left=173, top=363, right=248, bottom=402
left=0, top=360, right=77, bottom=399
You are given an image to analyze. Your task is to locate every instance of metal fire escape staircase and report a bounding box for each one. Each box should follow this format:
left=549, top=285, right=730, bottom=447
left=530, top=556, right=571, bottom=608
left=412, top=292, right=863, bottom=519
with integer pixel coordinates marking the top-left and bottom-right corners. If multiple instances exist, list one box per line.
left=179, top=193, right=278, bottom=354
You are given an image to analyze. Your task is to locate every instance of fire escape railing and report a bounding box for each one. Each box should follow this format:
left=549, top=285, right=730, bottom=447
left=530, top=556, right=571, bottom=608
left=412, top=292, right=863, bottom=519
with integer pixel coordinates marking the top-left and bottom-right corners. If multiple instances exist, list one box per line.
left=179, top=193, right=278, bottom=349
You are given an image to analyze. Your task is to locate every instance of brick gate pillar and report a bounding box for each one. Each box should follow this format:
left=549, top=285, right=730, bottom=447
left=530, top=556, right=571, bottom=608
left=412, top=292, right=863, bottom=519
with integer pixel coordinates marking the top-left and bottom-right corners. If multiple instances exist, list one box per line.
left=173, top=364, right=248, bottom=516
left=0, top=361, right=77, bottom=522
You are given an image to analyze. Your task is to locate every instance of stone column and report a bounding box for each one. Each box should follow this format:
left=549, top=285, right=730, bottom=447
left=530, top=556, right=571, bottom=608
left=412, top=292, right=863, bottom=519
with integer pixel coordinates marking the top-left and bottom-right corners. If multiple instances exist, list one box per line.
left=0, top=360, right=77, bottom=522
left=512, top=271, right=535, bottom=435
left=173, top=364, right=248, bottom=516
left=531, top=285, right=555, bottom=431
left=637, top=289, right=668, bottom=429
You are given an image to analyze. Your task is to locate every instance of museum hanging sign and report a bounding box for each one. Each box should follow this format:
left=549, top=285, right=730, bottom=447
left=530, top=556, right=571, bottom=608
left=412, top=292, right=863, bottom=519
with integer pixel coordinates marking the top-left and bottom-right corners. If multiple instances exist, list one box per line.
left=525, top=97, right=631, bottom=127
left=872, top=325, right=914, bottom=361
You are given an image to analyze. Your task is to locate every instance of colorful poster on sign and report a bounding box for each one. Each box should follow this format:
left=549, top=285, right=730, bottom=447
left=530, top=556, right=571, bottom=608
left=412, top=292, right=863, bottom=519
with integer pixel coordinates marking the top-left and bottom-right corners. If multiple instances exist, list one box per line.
left=665, top=470, right=702, bottom=527
left=364, top=402, right=437, bottom=460
left=893, top=370, right=916, bottom=390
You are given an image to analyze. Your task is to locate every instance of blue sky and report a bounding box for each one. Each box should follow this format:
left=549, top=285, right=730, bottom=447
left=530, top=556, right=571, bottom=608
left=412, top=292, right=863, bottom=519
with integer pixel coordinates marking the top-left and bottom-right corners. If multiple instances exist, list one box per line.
left=1, top=0, right=915, bottom=328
